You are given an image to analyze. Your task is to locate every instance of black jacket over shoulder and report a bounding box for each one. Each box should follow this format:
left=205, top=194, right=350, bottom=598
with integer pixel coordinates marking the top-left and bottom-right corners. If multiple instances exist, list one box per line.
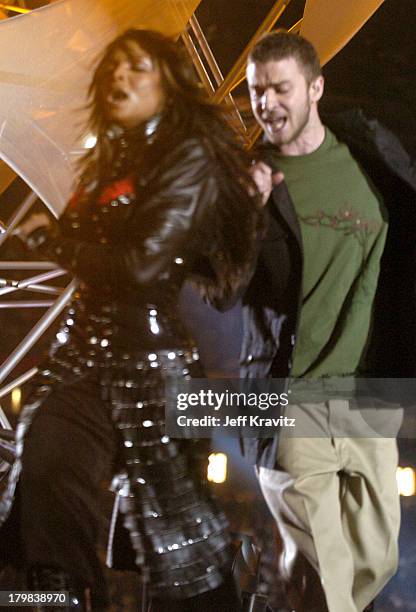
left=27, top=133, right=251, bottom=352
left=241, top=110, right=416, bottom=468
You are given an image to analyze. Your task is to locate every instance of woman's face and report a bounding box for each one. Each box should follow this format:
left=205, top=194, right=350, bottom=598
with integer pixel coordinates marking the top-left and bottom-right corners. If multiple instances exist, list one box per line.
left=100, top=40, right=166, bottom=129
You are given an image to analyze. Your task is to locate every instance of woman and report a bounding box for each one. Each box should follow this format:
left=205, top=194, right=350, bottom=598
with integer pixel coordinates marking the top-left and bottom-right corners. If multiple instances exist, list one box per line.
left=0, top=29, right=261, bottom=611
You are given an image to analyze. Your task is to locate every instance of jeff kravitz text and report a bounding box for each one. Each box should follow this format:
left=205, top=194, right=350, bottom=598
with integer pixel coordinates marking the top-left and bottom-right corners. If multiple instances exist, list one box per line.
left=177, top=414, right=296, bottom=427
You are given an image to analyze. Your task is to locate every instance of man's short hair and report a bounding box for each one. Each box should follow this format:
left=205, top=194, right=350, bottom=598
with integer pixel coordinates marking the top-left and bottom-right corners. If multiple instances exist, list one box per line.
left=248, top=30, right=322, bottom=83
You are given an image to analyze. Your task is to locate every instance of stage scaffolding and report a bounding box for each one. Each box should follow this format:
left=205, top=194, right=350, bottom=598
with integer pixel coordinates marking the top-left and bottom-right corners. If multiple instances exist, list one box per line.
left=0, top=0, right=304, bottom=466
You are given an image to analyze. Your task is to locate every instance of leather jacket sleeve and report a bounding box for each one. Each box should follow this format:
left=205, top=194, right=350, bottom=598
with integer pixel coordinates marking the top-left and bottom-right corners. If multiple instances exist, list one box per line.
left=26, top=138, right=218, bottom=289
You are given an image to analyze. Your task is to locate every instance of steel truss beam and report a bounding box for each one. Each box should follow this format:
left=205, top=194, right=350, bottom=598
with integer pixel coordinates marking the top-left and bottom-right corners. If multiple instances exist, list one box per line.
left=181, top=1, right=301, bottom=146
left=0, top=3, right=29, bottom=13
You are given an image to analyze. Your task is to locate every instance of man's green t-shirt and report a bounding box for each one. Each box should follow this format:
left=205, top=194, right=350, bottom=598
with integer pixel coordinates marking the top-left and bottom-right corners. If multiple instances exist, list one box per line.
left=274, top=128, right=388, bottom=377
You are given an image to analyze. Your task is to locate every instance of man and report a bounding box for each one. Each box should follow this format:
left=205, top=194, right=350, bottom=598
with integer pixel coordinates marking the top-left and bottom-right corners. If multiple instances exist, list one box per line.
left=243, top=31, right=416, bottom=612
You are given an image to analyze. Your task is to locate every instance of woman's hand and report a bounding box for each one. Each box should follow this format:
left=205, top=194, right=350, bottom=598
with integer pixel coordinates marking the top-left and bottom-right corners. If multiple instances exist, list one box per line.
left=251, top=161, right=284, bottom=206
left=14, top=213, right=51, bottom=240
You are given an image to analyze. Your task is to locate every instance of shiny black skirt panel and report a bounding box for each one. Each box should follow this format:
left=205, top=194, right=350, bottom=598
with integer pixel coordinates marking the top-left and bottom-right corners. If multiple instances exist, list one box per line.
left=0, top=301, right=232, bottom=603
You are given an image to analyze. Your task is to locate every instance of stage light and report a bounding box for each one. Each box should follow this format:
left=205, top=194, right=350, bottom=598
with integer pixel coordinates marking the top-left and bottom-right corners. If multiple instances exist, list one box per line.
left=396, top=467, right=416, bottom=497
left=11, top=387, right=21, bottom=414
left=207, top=452, right=227, bottom=483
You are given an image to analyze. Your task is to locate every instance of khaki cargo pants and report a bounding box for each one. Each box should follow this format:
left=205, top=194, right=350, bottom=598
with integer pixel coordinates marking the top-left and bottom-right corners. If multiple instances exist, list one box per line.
left=259, top=400, right=402, bottom=612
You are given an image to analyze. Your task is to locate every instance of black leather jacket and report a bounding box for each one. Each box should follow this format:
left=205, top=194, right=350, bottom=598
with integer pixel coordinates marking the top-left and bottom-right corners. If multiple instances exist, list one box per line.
left=240, top=110, right=416, bottom=468
left=30, top=134, right=237, bottom=353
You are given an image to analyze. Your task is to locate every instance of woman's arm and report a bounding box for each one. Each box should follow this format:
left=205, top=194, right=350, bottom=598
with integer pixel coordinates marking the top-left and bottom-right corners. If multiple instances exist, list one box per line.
left=23, top=139, right=217, bottom=289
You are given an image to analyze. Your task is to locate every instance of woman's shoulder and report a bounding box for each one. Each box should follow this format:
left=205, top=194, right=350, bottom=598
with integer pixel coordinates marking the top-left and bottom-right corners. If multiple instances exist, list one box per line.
left=164, top=130, right=215, bottom=158
left=155, top=131, right=217, bottom=178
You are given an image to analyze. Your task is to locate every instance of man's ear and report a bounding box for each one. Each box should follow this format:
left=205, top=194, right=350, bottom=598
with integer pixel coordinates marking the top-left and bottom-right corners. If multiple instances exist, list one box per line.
left=310, top=75, right=324, bottom=103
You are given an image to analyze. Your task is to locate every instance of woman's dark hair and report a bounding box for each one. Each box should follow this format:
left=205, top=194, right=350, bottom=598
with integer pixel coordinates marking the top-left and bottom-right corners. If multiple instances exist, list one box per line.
left=78, top=28, right=262, bottom=303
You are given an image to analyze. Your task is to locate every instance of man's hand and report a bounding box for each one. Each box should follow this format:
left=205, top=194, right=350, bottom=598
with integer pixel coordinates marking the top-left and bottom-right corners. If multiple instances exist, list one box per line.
left=251, top=161, right=284, bottom=206
left=14, top=212, right=51, bottom=240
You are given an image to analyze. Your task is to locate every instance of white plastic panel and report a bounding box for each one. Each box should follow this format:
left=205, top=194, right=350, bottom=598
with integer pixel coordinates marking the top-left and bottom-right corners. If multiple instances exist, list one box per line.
left=0, top=0, right=200, bottom=216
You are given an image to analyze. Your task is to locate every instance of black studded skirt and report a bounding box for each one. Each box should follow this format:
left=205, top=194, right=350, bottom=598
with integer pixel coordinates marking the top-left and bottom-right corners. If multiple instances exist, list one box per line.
left=101, top=350, right=233, bottom=600
left=0, top=298, right=233, bottom=601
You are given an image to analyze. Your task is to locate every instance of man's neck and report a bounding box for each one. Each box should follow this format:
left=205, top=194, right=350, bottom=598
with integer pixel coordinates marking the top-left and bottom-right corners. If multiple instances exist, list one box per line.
left=278, top=113, right=325, bottom=156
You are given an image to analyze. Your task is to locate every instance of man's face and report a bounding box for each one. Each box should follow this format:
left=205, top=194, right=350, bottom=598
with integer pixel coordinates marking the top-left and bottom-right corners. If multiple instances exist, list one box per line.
left=99, top=40, right=166, bottom=129
left=247, top=56, right=320, bottom=150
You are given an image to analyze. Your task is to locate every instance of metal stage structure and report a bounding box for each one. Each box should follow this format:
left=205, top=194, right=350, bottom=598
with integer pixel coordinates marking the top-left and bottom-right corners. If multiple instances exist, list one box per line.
left=0, top=0, right=384, bottom=466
